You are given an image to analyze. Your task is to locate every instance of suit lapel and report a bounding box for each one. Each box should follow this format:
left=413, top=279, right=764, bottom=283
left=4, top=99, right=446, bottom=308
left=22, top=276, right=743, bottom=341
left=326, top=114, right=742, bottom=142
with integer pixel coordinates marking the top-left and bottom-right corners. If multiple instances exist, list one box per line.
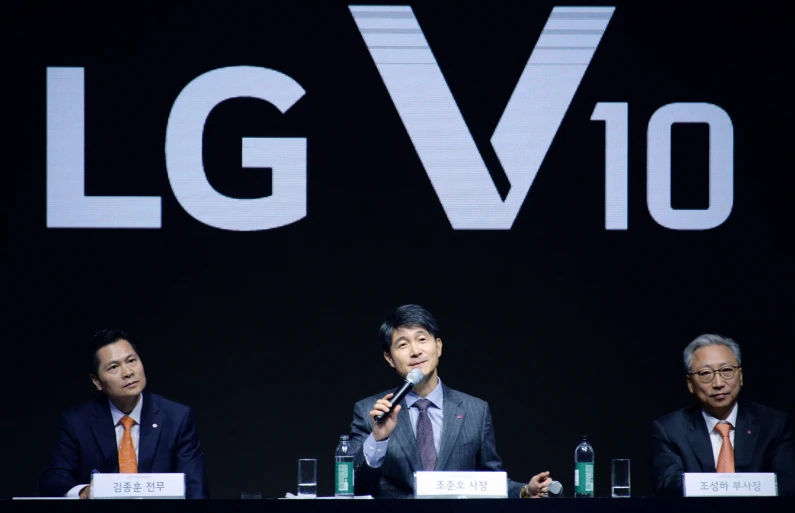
left=733, top=402, right=758, bottom=471
left=436, top=385, right=464, bottom=471
left=137, top=393, right=162, bottom=472
left=684, top=406, right=715, bottom=471
left=90, top=398, right=119, bottom=471
left=392, top=397, right=423, bottom=473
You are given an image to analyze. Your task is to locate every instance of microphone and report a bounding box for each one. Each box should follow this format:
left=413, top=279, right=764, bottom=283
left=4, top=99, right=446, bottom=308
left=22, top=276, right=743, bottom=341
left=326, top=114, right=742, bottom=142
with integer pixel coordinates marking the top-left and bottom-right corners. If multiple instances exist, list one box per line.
left=547, top=481, right=563, bottom=497
left=373, top=368, right=424, bottom=424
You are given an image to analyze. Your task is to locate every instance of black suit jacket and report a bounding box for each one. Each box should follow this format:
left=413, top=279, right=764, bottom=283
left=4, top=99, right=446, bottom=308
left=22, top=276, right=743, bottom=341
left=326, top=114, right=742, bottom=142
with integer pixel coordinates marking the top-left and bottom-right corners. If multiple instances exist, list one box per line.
left=40, top=393, right=209, bottom=498
left=651, top=401, right=795, bottom=496
left=348, top=384, right=525, bottom=498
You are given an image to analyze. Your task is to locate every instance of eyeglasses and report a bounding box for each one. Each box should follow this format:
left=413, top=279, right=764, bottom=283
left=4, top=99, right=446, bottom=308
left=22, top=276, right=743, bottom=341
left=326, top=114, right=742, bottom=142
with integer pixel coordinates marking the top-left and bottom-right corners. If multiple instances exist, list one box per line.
left=688, top=366, right=741, bottom=383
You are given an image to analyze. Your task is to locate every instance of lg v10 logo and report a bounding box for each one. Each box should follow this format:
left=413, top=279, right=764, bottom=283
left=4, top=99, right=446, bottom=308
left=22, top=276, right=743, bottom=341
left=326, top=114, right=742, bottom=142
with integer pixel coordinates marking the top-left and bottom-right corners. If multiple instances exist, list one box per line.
left=46, top=5, right=733, bottom=231
left=351, top=6, right=733, bottom=230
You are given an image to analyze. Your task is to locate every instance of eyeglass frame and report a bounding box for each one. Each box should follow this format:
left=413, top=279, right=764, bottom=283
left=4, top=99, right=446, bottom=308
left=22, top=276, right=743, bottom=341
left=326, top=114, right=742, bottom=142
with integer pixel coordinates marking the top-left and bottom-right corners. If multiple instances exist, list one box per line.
left=687, top=365, right=742, bottom=383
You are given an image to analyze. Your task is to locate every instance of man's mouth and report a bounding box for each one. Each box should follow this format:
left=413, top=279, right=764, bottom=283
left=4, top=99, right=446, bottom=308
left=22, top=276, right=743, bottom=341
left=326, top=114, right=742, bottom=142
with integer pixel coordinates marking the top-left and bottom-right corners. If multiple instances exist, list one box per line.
left=409, top=361, right=426, bottom=368
left=712, top=393, right=728, bottom=400
left=123, top=381, right=139, bottom=388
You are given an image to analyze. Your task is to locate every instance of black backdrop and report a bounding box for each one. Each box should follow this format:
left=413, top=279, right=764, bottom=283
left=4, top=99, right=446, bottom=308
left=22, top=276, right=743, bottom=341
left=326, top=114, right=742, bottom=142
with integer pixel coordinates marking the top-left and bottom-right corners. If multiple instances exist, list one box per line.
left=4, top=0, right=794, bottom=500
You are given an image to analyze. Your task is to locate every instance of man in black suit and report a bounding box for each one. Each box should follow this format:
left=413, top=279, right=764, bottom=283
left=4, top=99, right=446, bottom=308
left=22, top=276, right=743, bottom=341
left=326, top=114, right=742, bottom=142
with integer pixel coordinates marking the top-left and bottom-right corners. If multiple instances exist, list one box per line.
left=651, top=334, right=794, bottom=496
left=40, top=329, right=209, bottom=499
left=348, top=305, right=552, bottom=498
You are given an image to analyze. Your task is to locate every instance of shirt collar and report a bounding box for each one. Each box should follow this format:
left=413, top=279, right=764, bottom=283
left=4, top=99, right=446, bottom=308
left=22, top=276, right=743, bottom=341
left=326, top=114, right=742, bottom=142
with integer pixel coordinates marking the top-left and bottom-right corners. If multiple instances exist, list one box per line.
left=109, top=393, right=144, bottom=427
left=702, top=402, right=738, bottom=434
left=406, top=377, right=444, bottom=410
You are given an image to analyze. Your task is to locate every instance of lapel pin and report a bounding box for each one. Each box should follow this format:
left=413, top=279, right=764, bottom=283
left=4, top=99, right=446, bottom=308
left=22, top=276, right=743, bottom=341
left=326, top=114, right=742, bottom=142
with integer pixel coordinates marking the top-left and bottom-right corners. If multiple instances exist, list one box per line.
left=747, top=430, right=751, bottom=434
left=457, top=415, right=463, bottom=419
left=153, top=424, right=158, bottom=428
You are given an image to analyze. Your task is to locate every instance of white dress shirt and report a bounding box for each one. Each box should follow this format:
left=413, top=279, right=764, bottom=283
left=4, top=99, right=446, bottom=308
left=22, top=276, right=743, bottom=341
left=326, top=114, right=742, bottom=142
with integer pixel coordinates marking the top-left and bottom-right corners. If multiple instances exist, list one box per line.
left=702, top=402, right=738, bottom=468
left=65, top=394, right=144, bottom=497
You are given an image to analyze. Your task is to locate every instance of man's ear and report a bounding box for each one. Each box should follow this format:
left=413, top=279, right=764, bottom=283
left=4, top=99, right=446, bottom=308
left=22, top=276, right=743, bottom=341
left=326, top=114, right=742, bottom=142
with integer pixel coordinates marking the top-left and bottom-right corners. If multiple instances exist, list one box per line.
left=383, top=351, right=395, bottom=368
left=436, top=338, right=442, bottom=357
left=685, top=375, right=694, bottom=395
left=90, top=373, right=102, bottom=391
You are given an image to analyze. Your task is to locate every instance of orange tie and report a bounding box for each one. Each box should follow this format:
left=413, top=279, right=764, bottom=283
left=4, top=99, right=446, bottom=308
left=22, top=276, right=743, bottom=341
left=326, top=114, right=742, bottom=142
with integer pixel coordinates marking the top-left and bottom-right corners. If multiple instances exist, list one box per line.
left=715, top=422, right=735, bottom=473
left=119, top=415, right=138, bottom=473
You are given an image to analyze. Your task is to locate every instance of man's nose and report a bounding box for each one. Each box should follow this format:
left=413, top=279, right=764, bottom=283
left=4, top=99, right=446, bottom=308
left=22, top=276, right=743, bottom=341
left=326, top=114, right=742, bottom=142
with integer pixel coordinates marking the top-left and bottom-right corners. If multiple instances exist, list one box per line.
left=712, top=374, right=726, bottom=388
left=121, top=364, right=134, bottom=378
left=410, top=343, right=423, bottom=357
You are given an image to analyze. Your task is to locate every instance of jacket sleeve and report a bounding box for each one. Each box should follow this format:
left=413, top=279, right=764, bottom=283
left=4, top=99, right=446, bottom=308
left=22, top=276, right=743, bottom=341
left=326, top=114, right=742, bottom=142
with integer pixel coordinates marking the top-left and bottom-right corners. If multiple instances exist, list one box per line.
left=476, top=403, right=524, bottom=498
left=771, top=412, right=795, bottom=497
left=348, top=399, right=383, bottom=495
left=174, top=407, right=209, bottom=499
left=40, top=412, right=81, bottom=497
left=651, top=419, right=685, bottom=496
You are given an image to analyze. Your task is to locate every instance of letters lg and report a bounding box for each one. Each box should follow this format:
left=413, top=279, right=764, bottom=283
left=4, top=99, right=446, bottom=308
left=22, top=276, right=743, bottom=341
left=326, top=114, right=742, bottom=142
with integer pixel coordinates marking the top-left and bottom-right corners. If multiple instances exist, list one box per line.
left=47, top=66, right=305, bottom=231
left=46, top=5, right=733, bottom=231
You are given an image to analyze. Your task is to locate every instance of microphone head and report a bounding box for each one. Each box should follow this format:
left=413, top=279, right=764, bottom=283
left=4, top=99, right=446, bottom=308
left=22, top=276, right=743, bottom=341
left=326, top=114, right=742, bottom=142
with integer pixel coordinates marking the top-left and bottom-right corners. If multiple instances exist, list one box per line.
left=406, top=368, right=424, bottom=385
left=548, top=481, right=563, bottom=496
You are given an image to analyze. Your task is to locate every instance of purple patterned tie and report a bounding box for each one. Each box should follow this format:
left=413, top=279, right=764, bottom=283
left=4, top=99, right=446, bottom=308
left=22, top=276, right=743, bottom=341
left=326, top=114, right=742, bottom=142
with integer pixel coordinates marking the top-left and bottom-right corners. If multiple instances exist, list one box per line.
left=414, top=398, right=437, bottom=471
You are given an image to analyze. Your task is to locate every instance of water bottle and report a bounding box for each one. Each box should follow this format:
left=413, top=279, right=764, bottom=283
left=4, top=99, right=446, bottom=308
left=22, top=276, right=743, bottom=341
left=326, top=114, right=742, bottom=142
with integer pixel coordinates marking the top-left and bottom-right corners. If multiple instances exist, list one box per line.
left=334, top=435, right=354, bottom=498
left=574, top=436, right=595, bottom=497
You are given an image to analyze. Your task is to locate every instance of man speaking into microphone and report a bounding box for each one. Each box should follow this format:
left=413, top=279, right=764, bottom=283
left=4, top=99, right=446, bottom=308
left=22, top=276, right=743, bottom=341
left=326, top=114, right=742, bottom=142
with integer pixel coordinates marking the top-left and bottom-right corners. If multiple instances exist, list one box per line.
left=348, top=304, right=552, bottom=498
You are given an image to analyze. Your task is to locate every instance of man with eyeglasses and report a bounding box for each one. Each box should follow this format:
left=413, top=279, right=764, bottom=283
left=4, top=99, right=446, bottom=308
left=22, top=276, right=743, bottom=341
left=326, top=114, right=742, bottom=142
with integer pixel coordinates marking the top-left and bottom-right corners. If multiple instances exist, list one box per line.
left=651, top=334, right=795, bottom=496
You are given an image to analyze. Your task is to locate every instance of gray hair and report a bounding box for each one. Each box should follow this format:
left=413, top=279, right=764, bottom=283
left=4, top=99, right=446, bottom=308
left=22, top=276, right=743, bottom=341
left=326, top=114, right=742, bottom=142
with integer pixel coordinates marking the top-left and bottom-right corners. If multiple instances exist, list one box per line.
left=683, top=334, right=742, bottom=374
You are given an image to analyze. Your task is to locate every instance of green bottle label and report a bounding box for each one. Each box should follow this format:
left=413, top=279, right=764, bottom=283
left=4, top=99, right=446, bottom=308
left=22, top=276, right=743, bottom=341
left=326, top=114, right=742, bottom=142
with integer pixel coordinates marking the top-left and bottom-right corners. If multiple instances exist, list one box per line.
left=575, top=462, right=594, bottom=494
left=335, top=461, right=354, bottom=493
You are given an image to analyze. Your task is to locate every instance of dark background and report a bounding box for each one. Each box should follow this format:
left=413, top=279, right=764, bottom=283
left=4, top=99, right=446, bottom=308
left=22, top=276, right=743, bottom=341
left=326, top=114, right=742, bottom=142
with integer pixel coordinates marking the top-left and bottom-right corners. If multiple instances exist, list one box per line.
left=4, top=0, right=793, bottom=500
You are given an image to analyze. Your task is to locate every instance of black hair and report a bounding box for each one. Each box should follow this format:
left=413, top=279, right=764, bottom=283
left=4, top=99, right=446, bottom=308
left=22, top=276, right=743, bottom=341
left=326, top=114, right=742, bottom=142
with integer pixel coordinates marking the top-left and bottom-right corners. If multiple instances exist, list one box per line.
left=378, top=304, right=440, bottom=353
left=87, top=329, right=139, bottom=375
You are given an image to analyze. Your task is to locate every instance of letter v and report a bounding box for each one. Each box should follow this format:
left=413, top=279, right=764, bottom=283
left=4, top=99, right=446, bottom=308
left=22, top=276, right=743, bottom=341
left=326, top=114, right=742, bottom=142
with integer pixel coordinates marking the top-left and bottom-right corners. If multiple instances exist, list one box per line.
left=350, top=5, right=614, bottom=229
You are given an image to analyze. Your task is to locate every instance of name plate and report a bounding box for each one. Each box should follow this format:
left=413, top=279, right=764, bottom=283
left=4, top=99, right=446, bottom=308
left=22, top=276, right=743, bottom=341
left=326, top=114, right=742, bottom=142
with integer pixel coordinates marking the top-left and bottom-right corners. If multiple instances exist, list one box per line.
left=91, top=473, right=186, bottom=499
left=414, top=471, right=508, bottom=498
left=683, top=473, right=777, bottom=497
